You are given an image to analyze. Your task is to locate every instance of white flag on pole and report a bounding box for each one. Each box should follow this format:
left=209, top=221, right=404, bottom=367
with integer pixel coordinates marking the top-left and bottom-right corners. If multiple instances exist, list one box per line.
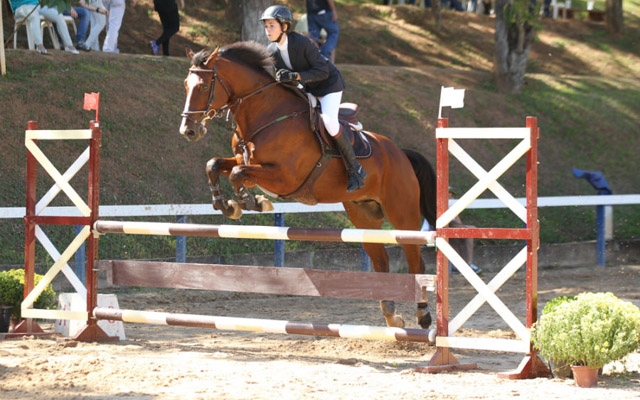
left=438, top=86, right=465, bottom=118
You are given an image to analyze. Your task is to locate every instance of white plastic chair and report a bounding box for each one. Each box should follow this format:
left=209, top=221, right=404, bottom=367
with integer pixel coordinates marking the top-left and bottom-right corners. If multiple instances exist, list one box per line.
left=13, top=15, right=77, bottom=50
left=550, top=0, right=572, bottom=19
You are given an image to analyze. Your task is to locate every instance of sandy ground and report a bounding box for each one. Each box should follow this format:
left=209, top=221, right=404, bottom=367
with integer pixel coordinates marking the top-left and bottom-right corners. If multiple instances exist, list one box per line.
left=1, top=264, right=639, bottom=399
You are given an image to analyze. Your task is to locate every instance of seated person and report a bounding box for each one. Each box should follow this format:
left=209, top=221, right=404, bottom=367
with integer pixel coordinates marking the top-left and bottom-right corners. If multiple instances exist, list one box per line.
left=10, top=0, right=80, bottom=54
left=61, top=1, right=109, bottom=51
left=62, top=5, right=89, bottom=50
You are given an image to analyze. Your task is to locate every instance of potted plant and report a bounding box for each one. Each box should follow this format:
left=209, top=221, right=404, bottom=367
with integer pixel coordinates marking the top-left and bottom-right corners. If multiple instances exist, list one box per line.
left=538, top=295, right=577, bottom=378
left=0, top=269, right=57, bottom=331
left=0, top=270, right=22, bottom=332
left=531, top=292, right=640, bottom=387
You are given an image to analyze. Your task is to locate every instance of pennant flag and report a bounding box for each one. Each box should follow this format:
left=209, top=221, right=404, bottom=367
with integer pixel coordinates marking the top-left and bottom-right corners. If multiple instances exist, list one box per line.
left=83, top=92, right=100, bottom=122
left=84, top=92, right=99, bottom=110
left=438, top=86, right=465, bottom=118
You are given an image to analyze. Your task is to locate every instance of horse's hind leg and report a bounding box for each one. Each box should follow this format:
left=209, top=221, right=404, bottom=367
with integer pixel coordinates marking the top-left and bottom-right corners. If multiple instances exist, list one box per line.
left=400, top=243, right=432, bottom=329
left=344, top=201, right=406, bottom=328
left=416, top=302, right=431, bottom=329
left=380, top=300, right=405, bottom=328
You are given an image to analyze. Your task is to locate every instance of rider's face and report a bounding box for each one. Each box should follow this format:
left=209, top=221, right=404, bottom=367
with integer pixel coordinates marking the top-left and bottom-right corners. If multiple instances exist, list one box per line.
left=264, top=19, right=283, bottom=42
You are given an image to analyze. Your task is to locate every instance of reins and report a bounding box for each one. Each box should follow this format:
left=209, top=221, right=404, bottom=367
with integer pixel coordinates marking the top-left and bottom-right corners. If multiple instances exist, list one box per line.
left=183, top=60, right=309, bottom=155
left=182, top=64, right=281, bottom=121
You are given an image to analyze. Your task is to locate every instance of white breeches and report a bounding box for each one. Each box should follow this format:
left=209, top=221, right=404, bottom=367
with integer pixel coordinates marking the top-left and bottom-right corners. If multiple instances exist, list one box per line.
left=314, top=91, right=343, bottom=137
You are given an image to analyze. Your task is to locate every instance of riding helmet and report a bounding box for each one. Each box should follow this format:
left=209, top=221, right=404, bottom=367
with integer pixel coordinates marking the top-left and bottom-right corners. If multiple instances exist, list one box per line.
left=259, top=5, right=293, bottom=28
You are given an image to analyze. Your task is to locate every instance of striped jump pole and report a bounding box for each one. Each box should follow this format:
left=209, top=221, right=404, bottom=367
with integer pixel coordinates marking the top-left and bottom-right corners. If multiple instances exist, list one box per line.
left=94, top=220, right=436, bottom=245
left=93, top=308, right=434, bottom=343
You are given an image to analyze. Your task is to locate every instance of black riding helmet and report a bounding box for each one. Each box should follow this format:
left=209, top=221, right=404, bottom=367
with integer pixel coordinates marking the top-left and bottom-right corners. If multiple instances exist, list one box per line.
left=259, top=5, right=293, bottom=33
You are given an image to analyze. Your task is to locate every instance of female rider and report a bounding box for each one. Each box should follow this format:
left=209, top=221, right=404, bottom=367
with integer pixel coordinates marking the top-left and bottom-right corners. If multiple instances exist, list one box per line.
left=259, top=5, right=366, bottom=192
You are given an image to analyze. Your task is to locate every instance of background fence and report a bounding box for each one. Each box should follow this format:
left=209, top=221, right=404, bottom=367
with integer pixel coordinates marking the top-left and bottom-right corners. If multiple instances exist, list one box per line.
left=2, top=194, right=638, bottom=272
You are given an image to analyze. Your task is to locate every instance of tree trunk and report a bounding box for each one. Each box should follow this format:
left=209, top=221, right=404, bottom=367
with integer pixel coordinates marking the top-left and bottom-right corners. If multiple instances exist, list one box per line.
left=493, top=0, right=535, bottom=94
left=605, top=0, right=623, bottom=35
left=432, top=0, right=442, bottom=29
left=226, top=0, right=273, bottom=46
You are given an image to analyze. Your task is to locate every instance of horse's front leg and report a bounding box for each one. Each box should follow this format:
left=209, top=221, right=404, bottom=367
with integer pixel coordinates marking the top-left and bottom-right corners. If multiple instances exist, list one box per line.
left=229, top=165, right=274, bottom=214
left=206, top=157, right=243, bottom=219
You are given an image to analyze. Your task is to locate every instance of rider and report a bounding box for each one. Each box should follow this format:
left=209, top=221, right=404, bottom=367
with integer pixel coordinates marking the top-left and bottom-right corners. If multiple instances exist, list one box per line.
left=259, top=5, right=366, bottom=193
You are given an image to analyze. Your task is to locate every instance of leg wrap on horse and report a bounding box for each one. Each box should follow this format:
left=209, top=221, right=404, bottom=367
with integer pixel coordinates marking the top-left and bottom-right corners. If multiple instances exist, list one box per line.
left=237, top=186, right=256, bottom=211
left=416, top=302, right=432, bottom=329
left=333, top=129, right=367, bottom=192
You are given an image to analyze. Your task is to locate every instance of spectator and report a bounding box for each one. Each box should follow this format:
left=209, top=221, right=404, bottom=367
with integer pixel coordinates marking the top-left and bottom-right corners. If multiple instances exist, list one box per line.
left=102, top=0, right=136, bottom=53
left=421, top=186, right=483, bottom=274
left=443, top=0, right=465, bottom=11
left=473, top=0, right=493, bottom=14
left=149, top=0, right=185, bottom=56
left=62, top=6, right=90, bottom=51
left=9, top=0, right=80, bottom=54
left=59, top=1, right=107, bottom=51
left=423, top=0, right=465, bottom=11
left=83, top=0, right=109, bottom=51
left=542, top=0, right=552, bottom=17
left=306, top=0, right=339, bottom=61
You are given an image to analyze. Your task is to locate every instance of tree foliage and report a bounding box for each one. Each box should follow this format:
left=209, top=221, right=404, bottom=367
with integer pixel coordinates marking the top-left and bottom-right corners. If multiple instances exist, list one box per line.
left=39, top=0, right=72, bottom=12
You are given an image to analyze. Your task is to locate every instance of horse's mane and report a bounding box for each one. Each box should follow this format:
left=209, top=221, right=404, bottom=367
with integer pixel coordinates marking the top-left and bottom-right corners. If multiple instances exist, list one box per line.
left=192, top=41, right=275, bottom=76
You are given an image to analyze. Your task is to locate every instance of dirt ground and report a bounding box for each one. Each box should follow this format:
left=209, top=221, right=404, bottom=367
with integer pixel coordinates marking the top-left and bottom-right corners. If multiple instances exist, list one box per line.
left=1, top=264, right=639, bottom=399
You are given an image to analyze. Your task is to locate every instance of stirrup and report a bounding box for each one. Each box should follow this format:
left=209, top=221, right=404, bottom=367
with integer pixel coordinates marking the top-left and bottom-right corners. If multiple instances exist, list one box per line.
left=347, top=166, right=366, bottom=192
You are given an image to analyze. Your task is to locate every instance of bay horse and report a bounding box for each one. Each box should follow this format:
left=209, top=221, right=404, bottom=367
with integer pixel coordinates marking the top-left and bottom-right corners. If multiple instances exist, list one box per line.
left=179, top=41, right=437, bottom=330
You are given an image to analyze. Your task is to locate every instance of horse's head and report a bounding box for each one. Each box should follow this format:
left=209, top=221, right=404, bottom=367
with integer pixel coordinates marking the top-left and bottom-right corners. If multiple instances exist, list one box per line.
left=179, top=47, right=231, bottom=142
left=179, top=43, right=277, bottom=142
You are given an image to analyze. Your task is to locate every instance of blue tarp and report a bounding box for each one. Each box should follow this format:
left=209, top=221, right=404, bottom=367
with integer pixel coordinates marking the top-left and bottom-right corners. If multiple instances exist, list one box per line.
left=572, top=168, right=613, bottom=195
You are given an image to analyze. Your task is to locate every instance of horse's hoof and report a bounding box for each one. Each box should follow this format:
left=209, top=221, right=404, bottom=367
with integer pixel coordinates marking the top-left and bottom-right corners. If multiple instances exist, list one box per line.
left=256, top=195, right=274, bottom=212
left=417, top=302, right=432, bottom=329
left=391, top=315, right=405, bottom=328
left=380, top=300, right=404, bottom=328
left=380, top=300, right=396, bottom=315
left=418, top=312, right=432, bottom=329
left=226, top=200, right=243, bottom=220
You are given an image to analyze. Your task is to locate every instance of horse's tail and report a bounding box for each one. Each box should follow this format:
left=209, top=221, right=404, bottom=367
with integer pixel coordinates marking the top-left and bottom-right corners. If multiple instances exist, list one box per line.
left=403, top=149, right=437, bottom=228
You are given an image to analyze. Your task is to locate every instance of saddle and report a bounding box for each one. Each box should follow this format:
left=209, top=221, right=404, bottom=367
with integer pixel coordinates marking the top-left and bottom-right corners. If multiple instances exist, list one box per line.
left=312, top=102, right=373, bottom=159
left=277, top=89, right=372, bottom=205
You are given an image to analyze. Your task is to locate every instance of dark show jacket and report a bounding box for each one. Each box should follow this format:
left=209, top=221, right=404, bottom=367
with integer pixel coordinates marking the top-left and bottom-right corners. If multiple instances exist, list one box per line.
left=267, top=31, right=345, bottom=97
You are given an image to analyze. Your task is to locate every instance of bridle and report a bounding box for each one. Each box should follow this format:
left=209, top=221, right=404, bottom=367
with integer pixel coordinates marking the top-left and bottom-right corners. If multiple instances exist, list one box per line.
left=180, top=64, right=232, bottom=125
left=181, top=61, right=281, bottom=127
left=181, top=56, right=309, bottom=164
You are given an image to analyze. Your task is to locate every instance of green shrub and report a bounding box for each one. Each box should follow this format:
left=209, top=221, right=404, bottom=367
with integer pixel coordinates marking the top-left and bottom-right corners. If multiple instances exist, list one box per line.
left=532, top=292, right=640, bottom=369
left=0, top=269, right=57, bottom=319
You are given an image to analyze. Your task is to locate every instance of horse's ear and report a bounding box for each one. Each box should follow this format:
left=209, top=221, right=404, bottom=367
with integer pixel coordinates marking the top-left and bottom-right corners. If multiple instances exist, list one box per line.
left=185, top=48, right=194, bottom=59
left=205, top=47, right=219, bottom=65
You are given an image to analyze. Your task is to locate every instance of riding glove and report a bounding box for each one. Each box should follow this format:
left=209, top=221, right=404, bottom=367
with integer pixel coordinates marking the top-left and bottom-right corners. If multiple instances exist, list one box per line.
left=276, top=69, right=299, bottom=82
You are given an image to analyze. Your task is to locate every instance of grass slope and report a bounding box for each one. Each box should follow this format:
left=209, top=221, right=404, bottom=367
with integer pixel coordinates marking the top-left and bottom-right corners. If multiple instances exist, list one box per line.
left=1, top=1, right=639, bottom=264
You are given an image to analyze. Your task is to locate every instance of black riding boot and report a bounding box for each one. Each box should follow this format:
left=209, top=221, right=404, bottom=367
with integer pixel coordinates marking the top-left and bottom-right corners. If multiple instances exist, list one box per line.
left=333, top=129, right=367, bottom=192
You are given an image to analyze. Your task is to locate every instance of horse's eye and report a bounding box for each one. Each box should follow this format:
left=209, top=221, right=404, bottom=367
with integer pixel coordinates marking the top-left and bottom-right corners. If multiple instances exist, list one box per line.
left=201, top=84, right=209, bottom=91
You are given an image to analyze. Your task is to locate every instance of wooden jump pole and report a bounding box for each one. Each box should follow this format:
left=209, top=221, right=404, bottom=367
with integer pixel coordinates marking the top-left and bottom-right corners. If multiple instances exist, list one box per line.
left=93, top=308, right=433, bottom=343
left=93, top=220, right=436, bottom=245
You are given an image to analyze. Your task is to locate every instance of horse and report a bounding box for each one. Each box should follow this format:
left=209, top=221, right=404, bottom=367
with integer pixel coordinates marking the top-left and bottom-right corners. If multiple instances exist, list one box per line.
left=179, top=41, right=437, bottom=330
